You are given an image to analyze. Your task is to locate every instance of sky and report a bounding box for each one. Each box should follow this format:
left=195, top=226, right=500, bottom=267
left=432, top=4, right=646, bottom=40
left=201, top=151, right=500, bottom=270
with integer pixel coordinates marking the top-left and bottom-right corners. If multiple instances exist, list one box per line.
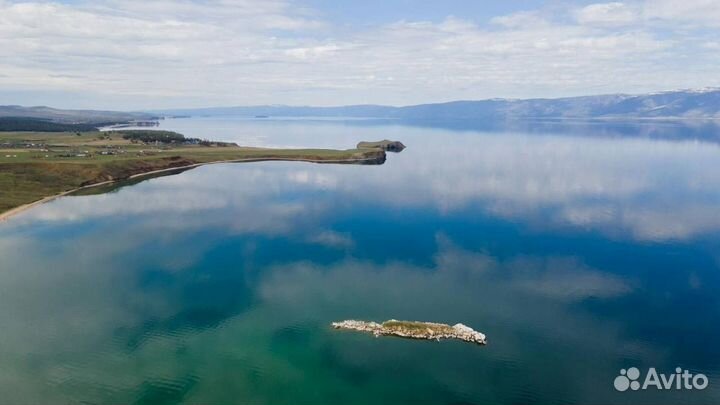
left=0, top=0, right=719, bottom=109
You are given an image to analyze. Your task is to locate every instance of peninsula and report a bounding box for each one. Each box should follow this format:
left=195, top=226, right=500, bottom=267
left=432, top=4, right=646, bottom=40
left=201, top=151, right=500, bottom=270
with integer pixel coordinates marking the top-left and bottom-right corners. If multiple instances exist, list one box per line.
left=332, top=320, right=487, bottom=345
left=0, top=129, right=401, bottom=221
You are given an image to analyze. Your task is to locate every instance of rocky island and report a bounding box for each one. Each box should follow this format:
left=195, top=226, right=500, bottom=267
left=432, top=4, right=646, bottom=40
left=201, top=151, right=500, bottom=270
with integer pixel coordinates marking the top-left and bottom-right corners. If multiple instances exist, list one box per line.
left=332, top=319, right=487, bottom=345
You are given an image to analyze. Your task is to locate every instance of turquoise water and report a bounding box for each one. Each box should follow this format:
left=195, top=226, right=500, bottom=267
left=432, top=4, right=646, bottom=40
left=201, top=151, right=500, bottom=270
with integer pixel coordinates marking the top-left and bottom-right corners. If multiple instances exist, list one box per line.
left=1, top=118, right=720, bottom=404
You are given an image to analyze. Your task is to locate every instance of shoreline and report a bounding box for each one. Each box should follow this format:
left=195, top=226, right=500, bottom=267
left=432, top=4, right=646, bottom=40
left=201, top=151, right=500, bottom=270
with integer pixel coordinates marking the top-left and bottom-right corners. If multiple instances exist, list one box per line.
left=0, top=155, right=381, bottom=223
left=0, top=180, right=117, bottom=223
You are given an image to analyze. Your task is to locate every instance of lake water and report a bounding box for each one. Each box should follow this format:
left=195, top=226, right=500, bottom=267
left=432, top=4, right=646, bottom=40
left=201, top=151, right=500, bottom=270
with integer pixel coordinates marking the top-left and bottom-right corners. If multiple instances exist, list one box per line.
left=1, top=117, right=720, bottom=404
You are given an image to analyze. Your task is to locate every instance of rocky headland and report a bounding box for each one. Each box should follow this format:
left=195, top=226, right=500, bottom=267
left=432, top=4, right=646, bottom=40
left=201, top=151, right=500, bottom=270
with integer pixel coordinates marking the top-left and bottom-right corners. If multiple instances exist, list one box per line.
left=357, top=140, right=406, bottom=152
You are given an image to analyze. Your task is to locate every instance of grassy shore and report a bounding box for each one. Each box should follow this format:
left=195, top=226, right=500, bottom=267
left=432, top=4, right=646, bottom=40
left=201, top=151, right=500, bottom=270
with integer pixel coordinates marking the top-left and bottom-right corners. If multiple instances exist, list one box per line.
left=0, top=131, right=388, bottom=217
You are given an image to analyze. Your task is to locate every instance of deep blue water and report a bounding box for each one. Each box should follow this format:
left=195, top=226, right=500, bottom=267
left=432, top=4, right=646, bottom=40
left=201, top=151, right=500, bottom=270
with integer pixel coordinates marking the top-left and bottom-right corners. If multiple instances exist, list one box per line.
left=1, top=118, right=720, bottom=404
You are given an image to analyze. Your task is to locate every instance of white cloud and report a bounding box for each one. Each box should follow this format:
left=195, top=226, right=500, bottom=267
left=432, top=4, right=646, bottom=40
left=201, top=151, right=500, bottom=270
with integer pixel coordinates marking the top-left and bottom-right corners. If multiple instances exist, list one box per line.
left=490, top=11, right=549, bottom=28
left=284, top=44, right=347, bottom=60
left=644, top=0, right=720, bottom=28
left=0, top=0, right=718, bottom=107
left=575, top=2, right=639, bottom=26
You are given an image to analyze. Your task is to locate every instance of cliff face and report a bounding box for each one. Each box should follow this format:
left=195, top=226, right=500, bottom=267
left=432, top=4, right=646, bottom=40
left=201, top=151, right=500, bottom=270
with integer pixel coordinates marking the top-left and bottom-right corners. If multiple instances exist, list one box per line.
left=357, top=149, right=387, bottom=164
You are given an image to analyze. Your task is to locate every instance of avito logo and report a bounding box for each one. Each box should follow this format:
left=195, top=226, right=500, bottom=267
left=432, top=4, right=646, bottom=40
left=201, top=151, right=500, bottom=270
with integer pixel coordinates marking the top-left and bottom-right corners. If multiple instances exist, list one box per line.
left=614, top=367, right=709, bottom=392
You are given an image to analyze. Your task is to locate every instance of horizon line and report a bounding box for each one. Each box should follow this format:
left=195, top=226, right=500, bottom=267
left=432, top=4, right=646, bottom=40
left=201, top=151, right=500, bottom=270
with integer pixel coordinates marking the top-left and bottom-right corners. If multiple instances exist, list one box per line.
left=2, top=86, right=720, bottom=112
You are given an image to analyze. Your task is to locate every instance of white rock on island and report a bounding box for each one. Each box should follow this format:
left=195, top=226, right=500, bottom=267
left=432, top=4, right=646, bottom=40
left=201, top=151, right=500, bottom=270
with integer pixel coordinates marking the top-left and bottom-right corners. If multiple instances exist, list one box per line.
left=331, top=319, right=487, bottom=345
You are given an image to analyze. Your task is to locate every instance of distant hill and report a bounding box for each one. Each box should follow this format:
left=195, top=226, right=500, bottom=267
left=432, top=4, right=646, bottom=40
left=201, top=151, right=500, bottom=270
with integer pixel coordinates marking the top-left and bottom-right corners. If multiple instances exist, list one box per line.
left=5, top=88, right=720, bottom=126
left=151, top=89, right=720, bottom=120
left=0, top=105, right=155, bottom=125
left=0, top=117, right=99, bottom=132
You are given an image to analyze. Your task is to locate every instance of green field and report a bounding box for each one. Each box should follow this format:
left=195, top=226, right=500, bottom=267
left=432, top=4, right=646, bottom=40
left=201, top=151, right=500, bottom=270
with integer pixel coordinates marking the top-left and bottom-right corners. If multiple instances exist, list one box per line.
left=381, top=320, right=454, bottom=334
left=0, top=131, right=388, bottom=215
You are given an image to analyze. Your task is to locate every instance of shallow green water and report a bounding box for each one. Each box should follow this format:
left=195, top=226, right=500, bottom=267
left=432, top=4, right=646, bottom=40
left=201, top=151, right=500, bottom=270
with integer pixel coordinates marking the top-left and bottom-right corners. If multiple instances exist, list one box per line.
left=1, top=119, right=719, bottom=404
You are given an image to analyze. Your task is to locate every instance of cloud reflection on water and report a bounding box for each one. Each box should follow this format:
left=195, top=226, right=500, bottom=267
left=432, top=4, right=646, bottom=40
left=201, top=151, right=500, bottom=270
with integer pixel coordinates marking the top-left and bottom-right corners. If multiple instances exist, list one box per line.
left=7, top=126, right=720, bottom=243
left=0, top=224, right=646, bottom=404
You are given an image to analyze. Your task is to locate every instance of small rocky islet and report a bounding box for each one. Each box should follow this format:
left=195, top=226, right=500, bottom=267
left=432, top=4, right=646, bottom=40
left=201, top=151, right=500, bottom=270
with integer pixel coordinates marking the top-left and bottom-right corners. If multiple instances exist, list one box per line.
left=357, top=140, right=406, bottom=152
left=332, top=319, right=487, bottom=345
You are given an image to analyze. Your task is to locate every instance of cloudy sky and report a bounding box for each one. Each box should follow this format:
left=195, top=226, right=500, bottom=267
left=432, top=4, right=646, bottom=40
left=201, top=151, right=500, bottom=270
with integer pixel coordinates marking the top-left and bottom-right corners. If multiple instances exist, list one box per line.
left=1, top=0, right=719, bottom=109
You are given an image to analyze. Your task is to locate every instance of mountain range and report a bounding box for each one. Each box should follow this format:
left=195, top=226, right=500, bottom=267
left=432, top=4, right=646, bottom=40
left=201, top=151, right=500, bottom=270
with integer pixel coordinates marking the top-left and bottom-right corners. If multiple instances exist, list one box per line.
left=151, top=88, right=720, bottom=120
left=3, top=89, right=720, bottom=123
